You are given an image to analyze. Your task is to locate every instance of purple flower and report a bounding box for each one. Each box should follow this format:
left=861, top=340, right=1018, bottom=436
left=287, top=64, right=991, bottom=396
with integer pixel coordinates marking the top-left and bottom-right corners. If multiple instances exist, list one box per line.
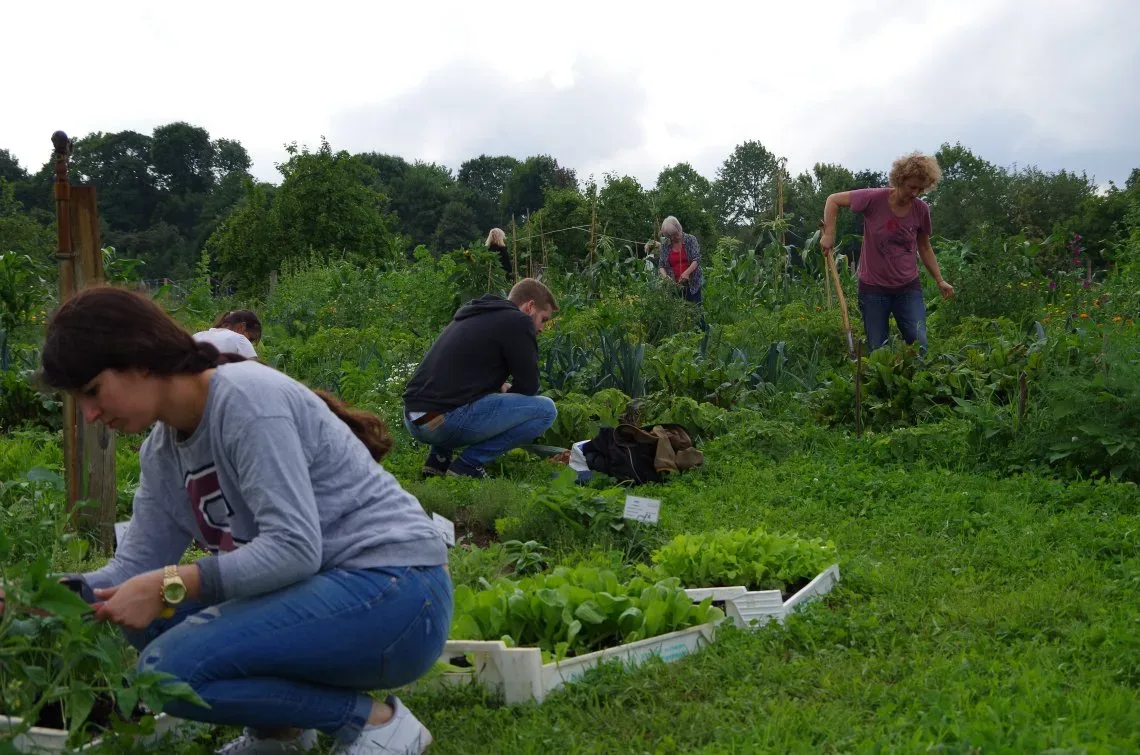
left=1049, top=280, right=1057, bottom=290
left=1083, top=280, right=1090, bottom=288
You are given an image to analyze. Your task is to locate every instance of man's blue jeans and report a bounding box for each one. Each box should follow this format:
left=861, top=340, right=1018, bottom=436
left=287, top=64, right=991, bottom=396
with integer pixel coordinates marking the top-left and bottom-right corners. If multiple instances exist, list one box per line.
left=858, top=289, right=928, bottom=354
left=123, top=566, right=452, bottom=745
left=404, top=393, right=558, bottom=466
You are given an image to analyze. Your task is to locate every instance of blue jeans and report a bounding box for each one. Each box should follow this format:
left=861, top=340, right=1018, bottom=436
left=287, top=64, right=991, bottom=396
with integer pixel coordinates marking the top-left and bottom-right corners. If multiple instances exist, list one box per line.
left=124, top=566, right=452, bottom=744
left=403, top=393, right=558, bottom=465
left=858, top=289, right=928, bottom=354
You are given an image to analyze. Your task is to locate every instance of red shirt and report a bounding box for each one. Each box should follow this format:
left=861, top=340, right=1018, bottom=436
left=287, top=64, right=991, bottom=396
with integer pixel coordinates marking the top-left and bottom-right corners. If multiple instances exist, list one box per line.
left=668, top=244, right=688, bottom=281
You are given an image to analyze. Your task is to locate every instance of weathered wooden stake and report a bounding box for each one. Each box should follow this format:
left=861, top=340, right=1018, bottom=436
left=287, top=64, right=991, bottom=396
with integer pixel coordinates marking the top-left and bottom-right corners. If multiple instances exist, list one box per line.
left=52, top=131, right=82, bottom=520
left=71, top=186, right=117, bottom=552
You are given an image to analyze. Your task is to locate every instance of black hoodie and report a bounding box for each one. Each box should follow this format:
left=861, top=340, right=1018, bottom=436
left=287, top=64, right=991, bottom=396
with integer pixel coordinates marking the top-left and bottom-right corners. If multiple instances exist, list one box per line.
left=402, top=295, right=540, bottom=413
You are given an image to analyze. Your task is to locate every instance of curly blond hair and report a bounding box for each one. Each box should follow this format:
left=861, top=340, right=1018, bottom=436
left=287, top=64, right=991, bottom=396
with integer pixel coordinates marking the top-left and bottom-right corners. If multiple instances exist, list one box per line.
left=888, top=152, right=943, bottom=191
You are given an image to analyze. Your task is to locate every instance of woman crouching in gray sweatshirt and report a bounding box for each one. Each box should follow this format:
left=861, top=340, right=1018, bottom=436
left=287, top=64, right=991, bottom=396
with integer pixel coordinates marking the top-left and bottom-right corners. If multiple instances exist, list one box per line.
left=40, top=286, right=450, bottom=755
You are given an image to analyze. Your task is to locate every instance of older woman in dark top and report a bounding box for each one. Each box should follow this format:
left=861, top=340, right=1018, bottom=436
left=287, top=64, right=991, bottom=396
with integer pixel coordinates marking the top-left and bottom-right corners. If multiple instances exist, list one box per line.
left=657, top=216, right=703, bottom=304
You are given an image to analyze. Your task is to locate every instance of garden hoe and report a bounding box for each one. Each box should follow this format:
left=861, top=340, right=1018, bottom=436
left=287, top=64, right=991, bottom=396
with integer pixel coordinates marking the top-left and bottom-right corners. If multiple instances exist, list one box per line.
left=819, top=223, right=856, bottom=360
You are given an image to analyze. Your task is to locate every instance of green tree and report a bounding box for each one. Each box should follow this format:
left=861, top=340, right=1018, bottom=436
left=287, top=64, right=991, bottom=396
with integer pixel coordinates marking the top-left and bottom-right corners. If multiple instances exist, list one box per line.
left=70, top=130, right=159, bottom=231
left=150, top=122, right=216, bottom=195
left=209, top=140, right=397, bottom=292
left=433, top=200, right=481, bottom=253
left=928, top=143, right=1009, bottom=239
left=458, top=154, right=519, bottom=231
left=0, top=179, right=54, bottom=262
left=597, top=173, right=652, bottom=249
left=712, top=140, right=782, bottom=231
left=390, top=162, right=455, bottom=249
left=502, top=155, right=577, bottom=220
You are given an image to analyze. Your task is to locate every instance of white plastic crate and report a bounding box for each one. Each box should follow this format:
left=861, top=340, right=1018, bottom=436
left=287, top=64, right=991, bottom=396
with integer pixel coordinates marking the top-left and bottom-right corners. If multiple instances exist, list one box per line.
left=439, top=621, right=718, bottom=704
left=683, top=564, right=841, bottom=630
left=1, top=712, right=185, bottom=753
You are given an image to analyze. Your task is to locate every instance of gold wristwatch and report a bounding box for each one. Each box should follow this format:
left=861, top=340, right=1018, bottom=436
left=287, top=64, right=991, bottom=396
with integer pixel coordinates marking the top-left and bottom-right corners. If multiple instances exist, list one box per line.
left=160, top=565, right=187, bottom=619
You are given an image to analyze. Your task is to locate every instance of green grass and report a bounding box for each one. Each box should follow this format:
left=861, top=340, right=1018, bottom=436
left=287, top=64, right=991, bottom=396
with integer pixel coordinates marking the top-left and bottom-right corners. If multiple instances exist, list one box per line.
left=5, top=415, right=1138, bottom=753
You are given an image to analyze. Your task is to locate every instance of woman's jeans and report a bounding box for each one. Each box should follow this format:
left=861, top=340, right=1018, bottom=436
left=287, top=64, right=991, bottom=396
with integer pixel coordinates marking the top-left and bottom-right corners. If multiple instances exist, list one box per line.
left=858, top=289, right=928, bottom=354
left=124, top=566, right=452, bottom=744
left=404, top=393, right=557, bottom=466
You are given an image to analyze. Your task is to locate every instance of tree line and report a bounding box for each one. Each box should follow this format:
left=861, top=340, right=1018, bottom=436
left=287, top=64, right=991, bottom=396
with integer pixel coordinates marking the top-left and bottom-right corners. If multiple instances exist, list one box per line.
left=2, top=121, right=1137, bottom=294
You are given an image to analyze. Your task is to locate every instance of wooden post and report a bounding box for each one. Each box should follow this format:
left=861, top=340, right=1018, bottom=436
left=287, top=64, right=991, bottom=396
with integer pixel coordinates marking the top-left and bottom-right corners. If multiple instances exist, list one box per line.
left=70, top=185, right=117, bottom=552
left=539, top=216, right=547, bottom=275
left=52, top=131, right=82, bottom=520
left=269, top=270, right=278, bottom=297
left=510, top=220, right=519, bottom=281
left=589, top=189, right=598, bottom=266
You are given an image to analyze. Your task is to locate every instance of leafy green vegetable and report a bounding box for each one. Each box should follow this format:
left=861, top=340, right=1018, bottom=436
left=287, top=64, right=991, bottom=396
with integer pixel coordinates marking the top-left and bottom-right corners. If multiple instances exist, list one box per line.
left=647, top=528, right=836, bottom=592
left=450, top=565, right=723, bottom=660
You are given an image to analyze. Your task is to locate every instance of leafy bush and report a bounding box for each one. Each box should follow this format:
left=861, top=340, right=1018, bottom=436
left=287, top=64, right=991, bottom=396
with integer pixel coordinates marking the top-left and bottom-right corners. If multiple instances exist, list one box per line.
left=816, top=339, right=1043, bottom=429
left=0, top=369, right=60, bottom=431
left=647, top=528, right=836, bottom=593
left=934, top=235, right=1048, bottom=327
left=449, top=564, right=723, bottom=660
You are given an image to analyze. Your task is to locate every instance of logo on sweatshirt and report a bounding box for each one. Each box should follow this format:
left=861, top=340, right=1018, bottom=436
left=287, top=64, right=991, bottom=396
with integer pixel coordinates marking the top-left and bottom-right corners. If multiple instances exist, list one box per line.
left=184, top=465, right=239, bottom=553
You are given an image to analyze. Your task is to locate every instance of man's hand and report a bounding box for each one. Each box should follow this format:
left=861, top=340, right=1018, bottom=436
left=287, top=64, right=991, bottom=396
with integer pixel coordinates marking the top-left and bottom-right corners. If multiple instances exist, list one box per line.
left=500, top=382, right=512, bottom=393
left=92, top=571, right=165, bottom=630
left=938, top=280, right=955, bottom=299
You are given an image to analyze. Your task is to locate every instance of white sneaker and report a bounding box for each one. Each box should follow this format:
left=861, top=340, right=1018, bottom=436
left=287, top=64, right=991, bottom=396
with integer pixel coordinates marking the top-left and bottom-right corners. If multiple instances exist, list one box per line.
left=333, top=696, right=432, bottom=754
left=216, top=727, right=319, bottom=754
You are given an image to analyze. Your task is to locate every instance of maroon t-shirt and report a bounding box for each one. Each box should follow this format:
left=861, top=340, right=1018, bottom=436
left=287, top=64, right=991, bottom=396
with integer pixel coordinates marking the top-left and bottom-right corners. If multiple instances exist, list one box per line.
left=850, top=188, right=931, bottom=294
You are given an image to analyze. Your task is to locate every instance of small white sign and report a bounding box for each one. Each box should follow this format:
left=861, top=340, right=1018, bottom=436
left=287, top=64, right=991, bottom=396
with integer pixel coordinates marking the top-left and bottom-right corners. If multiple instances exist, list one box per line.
left=432, top=513, right=456, bottom=547
left=623, top=495, right=661, bottom=524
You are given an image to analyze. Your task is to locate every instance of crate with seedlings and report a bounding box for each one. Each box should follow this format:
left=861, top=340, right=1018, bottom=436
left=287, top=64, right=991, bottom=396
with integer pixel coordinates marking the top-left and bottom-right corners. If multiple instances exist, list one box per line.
left=645, top=528, right=840, bottom=629
left=438, top=565, right=723, bottom=703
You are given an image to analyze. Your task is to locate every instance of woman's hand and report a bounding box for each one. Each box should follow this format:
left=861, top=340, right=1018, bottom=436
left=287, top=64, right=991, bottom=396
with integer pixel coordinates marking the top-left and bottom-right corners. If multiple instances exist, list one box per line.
left=937, top=280, right=955, bottom=299
left=820, top=231, right=835, bottom=255
left=679, top=271, right=690, bottom=284
left=92, top=571, right=165, bottom=630
left=658, top=267, right=670, bottom=280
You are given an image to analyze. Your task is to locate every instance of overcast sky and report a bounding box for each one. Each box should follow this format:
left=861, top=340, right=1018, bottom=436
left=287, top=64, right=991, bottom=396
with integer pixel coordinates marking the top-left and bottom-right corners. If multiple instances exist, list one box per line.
left=5, top=0, right=1138, bottom=189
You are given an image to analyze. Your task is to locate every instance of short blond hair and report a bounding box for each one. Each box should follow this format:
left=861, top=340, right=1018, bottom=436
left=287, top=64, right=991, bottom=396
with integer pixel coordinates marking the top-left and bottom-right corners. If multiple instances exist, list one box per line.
left=889, top=152, right=943, bottom=191
left=508, top=277, right=557, bottom=312
left=486, top=228, right=507, bottom=247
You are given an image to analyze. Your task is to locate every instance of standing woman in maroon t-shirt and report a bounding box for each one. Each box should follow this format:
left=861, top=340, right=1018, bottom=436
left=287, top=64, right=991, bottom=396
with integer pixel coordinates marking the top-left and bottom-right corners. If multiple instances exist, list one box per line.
left=820, top=152, right=954, bottom=354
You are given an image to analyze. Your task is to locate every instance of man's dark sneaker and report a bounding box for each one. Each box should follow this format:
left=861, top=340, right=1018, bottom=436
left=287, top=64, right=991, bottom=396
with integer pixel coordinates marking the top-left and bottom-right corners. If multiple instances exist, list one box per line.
left=446, top=457, right=490, bottom=479
left=421, top=452, right=451, bottom=479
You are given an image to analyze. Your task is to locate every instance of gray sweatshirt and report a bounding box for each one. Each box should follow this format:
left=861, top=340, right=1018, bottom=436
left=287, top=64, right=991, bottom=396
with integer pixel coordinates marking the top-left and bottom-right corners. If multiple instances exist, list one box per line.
left=83, top=361, right=447, bottom=604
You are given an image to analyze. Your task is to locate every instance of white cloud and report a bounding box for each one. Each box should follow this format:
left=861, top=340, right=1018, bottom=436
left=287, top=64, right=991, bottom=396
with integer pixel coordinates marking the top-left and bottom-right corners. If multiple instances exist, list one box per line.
left=3, top=0, right=1137, bottom=189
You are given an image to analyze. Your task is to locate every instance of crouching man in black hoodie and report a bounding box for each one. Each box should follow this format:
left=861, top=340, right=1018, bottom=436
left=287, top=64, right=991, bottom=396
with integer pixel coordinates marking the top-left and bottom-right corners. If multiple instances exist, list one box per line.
left=402, top=278, right=559, bottom=479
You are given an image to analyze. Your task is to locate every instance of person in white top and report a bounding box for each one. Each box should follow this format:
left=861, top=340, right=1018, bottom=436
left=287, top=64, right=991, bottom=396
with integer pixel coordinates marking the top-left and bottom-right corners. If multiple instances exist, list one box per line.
left=193, top=310, right=261, bottom=359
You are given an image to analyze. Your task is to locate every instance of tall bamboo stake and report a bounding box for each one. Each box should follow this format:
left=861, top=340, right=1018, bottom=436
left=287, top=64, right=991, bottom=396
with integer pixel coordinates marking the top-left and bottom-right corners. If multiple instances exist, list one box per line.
left=510, top=219, right=519, bottom=281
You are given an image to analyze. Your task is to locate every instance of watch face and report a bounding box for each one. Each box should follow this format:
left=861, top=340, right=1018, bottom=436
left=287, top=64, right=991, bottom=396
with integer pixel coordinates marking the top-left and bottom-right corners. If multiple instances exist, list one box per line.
left=163, top=582, right=187, bottom=603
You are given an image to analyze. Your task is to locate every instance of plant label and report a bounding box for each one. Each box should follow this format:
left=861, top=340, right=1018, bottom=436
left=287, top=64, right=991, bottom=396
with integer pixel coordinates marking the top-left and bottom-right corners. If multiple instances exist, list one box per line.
left=623, top=495, right=661, bottom=524
left=432, top=513, right=456, bottom=547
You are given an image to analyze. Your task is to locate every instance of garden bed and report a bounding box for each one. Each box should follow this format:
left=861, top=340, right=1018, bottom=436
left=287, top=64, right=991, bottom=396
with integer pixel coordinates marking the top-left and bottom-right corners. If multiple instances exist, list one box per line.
left=436, top=621, right=719, bottom=704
